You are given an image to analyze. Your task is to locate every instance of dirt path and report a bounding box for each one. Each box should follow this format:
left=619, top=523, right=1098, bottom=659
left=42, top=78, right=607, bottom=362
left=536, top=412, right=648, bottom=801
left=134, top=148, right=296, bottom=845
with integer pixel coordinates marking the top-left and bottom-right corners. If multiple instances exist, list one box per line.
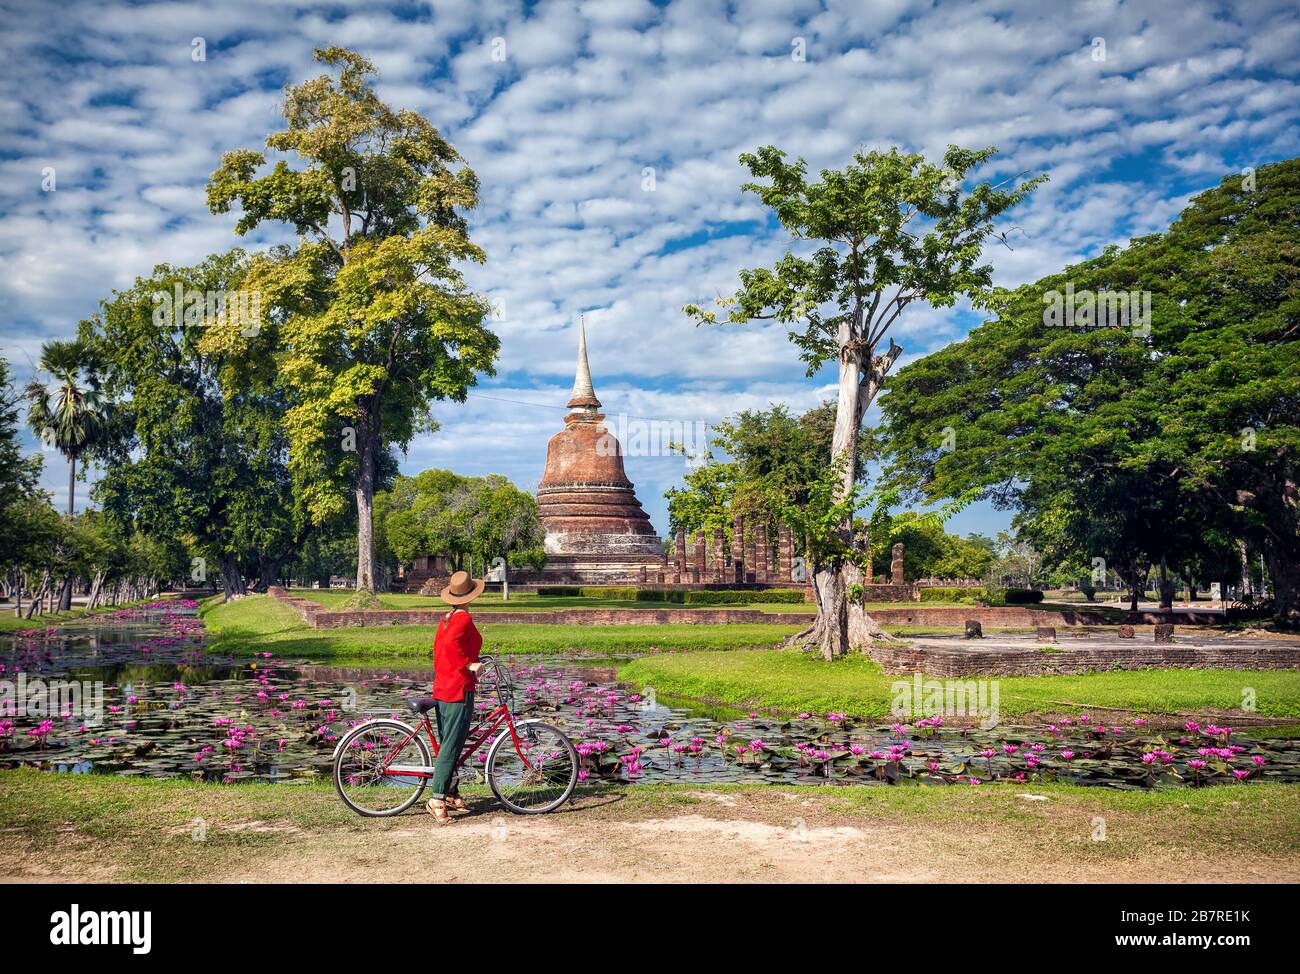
left=209, top=812, right=1297, bottom=884
left=4, top=779, right=1298, bottom=884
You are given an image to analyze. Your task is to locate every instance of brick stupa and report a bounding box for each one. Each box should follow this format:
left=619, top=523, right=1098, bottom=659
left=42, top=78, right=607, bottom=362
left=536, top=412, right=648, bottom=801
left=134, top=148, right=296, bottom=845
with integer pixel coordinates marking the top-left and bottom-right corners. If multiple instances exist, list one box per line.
left=534, top=319, right=664, bottom=582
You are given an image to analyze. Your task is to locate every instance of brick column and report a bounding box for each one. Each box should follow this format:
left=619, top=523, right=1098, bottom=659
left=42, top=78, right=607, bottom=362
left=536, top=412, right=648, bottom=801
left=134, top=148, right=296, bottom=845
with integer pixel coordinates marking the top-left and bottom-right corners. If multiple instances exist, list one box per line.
left=890, top=543, right=905, bottom=585
left=780, top=525, right=795, bottom=582
left=860, top=521, right=871, bottom=584
left=694, top=530, right=706, bottom=583
left=712, top=527, right=725, bottom=583
left=731, top=514, right=745, bottom=584
left=675, top=528, right=687, bottom=581
left=756, top=523, right=769, bottom=581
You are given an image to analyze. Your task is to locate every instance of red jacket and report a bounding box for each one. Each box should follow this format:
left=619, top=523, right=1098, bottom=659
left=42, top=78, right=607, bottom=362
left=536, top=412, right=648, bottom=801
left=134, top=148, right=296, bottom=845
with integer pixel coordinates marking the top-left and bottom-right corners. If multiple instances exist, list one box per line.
left=432, top=609, right=483, bottom=702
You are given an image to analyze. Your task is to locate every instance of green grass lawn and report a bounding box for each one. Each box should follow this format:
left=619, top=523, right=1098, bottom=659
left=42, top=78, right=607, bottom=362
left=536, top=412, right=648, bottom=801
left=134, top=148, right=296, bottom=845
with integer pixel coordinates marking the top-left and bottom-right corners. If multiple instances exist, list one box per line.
left=618, top=648, right=1300, bottom=720
left=202, top=593, right=804, bottom=657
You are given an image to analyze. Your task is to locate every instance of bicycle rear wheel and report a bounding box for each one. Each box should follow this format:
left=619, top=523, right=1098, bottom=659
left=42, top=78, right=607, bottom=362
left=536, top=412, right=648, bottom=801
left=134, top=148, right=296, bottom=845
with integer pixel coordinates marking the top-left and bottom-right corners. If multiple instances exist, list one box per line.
left=334, top=719, right=431, bottom=817
left=485, top=720, right=579, bottom=814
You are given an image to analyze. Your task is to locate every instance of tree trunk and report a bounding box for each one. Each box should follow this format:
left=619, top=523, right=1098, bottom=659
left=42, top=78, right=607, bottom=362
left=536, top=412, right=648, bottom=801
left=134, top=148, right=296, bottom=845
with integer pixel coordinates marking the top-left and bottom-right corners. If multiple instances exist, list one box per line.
left=87, top=571, right=104, bottom=609
left=219, top=556, right=246, bottom=602
left=782, top=323, right=900, bottom=659
left=1157, top=555, right=1175, bottom=610
left=1238, top=542, right=1252, bottom=599
left=1263, top=536, right=1299, bottom=626
left=1118, top=559, right=1147, bottom=612
left=25, top=573, right=49, bottom=619
left=354, top=410, right=379, bottom=594
left=254, top=555, right=282, bottom=592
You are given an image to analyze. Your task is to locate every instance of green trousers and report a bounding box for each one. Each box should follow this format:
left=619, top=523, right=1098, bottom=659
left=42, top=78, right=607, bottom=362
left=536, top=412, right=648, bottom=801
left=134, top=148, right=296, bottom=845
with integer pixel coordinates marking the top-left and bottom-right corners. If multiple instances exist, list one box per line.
left=430, top=692, right=474, bottom=799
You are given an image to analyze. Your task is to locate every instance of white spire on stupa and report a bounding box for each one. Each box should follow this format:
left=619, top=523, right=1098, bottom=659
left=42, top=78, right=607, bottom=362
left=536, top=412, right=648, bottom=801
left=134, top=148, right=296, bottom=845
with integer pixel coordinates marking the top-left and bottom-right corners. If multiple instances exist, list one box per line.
left=567, top=314, right=601, bottom=411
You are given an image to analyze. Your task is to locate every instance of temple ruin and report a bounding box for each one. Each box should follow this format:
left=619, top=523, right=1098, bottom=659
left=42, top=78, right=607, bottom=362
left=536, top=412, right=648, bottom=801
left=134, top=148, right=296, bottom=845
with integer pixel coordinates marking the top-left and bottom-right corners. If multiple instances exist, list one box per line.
left=531, top=319, right=666, bottom=583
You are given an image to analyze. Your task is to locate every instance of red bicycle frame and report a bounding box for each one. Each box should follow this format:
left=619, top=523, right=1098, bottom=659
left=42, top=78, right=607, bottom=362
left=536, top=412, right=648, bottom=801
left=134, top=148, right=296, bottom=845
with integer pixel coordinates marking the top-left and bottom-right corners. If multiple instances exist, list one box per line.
left=378, top=702, right=535, bottom=779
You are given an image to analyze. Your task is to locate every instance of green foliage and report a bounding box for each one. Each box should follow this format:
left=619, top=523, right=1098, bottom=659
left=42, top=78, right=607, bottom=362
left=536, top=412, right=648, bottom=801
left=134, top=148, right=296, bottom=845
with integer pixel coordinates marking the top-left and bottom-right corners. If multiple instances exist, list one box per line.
left=23, top=338, right=106, bottom=515
left=203, top=47, right=499, bottom=591
left=684, top=144, right=1045, bottom=375
left=81, top=252, right=305, bottom=593
left=868, top=510, right=995, bottom=581
left=917, top=586, right=982, bottom=603
left=878, top=158, right=1299, bottom=620
left=376, top=469, right=544, bottom=574
left=659, top=589, right=807, bottom=605
left=0, top=357, right=44, bottom=560
left=681, top=142, right=1043, bottom=643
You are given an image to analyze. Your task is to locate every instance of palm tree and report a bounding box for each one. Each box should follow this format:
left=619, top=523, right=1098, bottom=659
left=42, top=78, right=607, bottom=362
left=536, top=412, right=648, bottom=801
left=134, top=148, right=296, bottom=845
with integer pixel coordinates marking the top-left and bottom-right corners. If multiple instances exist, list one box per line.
left=24, top=339, right=105, bottom=610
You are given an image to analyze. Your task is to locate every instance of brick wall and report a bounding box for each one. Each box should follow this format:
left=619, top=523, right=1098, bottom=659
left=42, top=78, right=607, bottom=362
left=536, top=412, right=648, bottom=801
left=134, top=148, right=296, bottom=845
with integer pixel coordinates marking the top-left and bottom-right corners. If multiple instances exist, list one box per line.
left=862, top=584, right=917, bottom=602
left=868, top=642, right=1300, bottom=677
left=267, top=587, right=793, bottom=628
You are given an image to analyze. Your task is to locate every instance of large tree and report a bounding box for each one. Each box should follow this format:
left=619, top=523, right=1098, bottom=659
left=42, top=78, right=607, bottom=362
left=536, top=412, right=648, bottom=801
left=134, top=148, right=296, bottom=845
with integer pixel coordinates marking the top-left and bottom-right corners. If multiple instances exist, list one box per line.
left=83, top=252, right=306, bottom=599
left=206, top=47, right=499, bottom=593
left=378, top=469, right=545, bottom=584
left=686, top=145, right=1042, bottom=657
left=879, top=159, right=1299, bottom=623
left=23, top=339, right=106, bottom=609
left=0, top=356, right=47, bottom=614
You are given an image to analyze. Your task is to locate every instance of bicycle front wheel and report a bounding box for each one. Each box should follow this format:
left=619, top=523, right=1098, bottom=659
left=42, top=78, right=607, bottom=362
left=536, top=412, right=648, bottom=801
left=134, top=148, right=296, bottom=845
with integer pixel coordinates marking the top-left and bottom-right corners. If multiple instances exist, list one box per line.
left=485, top=720, right=579, bottom=814
left=333, top=719, right=431, bottom=817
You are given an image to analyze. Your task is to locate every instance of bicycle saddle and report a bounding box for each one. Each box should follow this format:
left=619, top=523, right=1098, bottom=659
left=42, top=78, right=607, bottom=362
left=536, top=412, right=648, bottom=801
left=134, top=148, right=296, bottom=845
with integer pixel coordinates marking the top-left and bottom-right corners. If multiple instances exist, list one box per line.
left=407, top=696, right=438, bottom=714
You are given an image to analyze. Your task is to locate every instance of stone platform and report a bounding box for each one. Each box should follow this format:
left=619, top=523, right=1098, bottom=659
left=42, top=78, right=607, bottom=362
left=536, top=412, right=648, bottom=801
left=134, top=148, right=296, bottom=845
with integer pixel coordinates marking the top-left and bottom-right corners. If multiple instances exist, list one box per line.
left=868, top=631, right=1300, bottom=677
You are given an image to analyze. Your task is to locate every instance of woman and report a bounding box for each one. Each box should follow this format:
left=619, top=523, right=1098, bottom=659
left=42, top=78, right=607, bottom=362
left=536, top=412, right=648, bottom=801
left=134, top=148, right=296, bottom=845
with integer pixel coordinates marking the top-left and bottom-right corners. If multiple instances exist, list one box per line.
left=427, top=570, right=485, bottom=824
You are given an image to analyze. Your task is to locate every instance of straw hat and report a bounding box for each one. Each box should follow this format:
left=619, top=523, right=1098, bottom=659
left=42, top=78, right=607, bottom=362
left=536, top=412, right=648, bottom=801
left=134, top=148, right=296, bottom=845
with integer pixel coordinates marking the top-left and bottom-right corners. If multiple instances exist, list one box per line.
left=439, top=570, right=485, bottom=606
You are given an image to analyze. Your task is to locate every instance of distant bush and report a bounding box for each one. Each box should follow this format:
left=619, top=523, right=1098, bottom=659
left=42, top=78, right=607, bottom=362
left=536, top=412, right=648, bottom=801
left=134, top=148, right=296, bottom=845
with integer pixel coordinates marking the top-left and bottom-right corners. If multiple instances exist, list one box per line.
left=917, top=587, right=981, bottom=603
left=682, top=589, right=806, bottom=605
left=1004, top=588, right=1045, bottom=604
left=634, top=589, right=682, bottom=602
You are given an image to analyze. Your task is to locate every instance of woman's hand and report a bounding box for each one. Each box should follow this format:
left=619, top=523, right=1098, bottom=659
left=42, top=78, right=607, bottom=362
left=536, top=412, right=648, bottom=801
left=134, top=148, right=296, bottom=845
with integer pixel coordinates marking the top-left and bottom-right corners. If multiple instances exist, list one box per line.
left=467, top=662, right=482, bottom=673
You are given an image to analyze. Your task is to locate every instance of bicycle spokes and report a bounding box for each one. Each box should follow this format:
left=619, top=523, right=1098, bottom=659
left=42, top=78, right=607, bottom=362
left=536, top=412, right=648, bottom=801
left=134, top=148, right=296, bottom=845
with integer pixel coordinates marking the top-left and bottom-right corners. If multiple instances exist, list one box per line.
left=488, top=724, right=577, bottom=813
left=336, top=724, right=428, bottom=814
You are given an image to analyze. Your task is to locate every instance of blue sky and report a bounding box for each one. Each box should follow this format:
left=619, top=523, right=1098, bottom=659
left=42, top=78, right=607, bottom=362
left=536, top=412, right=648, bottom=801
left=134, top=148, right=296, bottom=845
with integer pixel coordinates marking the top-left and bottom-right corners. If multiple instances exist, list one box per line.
left=2, top=0, right=1298, bottom=541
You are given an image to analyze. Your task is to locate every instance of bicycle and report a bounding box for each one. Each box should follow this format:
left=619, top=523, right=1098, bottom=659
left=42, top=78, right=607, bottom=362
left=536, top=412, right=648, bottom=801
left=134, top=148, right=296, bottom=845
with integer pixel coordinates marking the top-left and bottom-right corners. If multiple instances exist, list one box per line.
left=332, top=655, right=579, bottom=816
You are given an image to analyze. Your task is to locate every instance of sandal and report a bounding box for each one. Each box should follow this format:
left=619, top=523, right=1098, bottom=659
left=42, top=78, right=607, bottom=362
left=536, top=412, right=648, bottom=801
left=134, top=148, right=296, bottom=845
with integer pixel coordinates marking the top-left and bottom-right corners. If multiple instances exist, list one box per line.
left=426, top=799, right=452, bottom=824
left=444, top=795, right=467, bottom=812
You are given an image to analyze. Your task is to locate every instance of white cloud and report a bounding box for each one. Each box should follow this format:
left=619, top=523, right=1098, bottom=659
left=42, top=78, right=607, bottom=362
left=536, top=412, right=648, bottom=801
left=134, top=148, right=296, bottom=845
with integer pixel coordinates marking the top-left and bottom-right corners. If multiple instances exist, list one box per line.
left=1, top=0, right=1294, bottom=532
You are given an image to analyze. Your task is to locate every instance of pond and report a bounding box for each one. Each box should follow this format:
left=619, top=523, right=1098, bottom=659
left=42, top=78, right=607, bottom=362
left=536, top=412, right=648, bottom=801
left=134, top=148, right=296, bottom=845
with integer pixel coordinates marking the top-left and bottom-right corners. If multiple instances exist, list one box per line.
left=2, top=601, right=1297, bottom=790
